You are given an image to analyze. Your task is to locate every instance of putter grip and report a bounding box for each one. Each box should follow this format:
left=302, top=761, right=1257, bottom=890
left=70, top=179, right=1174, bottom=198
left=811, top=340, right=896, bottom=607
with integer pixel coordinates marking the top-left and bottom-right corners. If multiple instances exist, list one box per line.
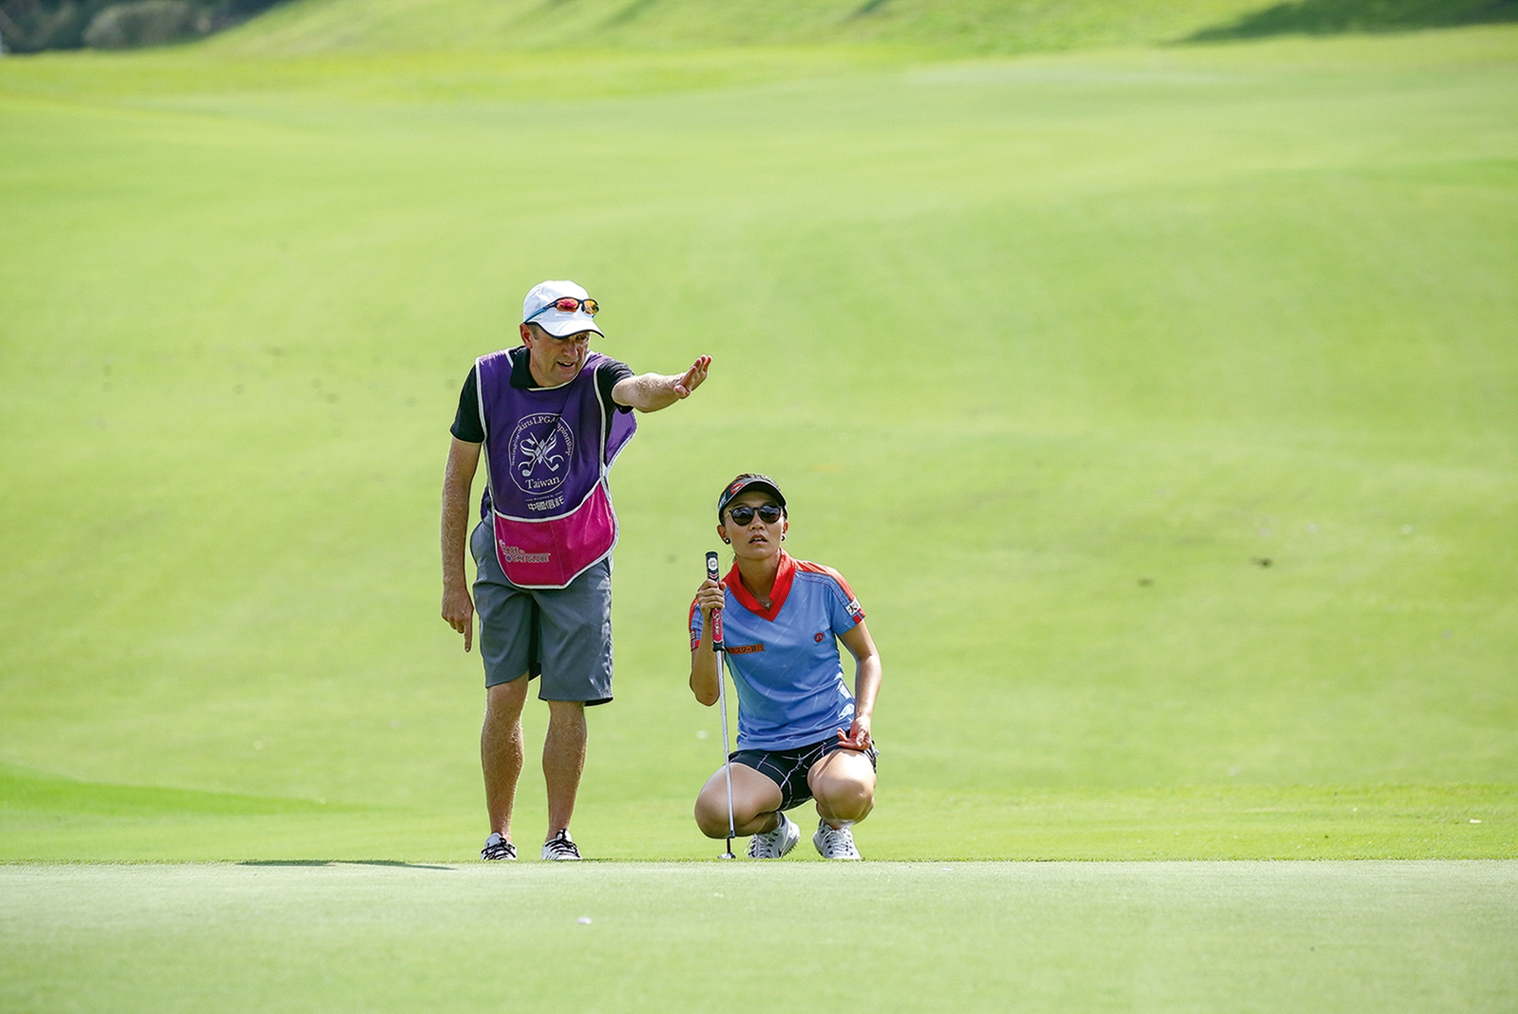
left=705, top=551, right=724, bottom=651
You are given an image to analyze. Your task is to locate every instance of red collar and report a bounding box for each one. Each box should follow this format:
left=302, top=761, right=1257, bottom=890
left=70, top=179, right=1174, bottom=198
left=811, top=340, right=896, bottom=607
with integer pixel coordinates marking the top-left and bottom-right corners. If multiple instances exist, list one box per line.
left=725, top=551, right=796, bottom=622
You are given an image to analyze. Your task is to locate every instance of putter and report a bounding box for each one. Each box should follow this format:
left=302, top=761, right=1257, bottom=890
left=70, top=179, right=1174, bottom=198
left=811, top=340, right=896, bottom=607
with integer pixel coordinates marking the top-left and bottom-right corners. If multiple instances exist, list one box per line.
left=707, top=551, right=737, bottom=859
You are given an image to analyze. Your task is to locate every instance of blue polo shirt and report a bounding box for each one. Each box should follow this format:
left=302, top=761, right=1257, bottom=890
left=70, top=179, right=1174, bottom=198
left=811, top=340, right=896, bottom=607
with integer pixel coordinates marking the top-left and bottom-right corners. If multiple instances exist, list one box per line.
left=689, top=552, right=866, bottom=751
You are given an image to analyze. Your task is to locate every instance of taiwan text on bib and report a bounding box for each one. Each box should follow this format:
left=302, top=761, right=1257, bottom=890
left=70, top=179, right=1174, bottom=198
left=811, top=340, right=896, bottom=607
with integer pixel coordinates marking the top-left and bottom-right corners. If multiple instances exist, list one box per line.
left=475, top=350, right=636, bottom=588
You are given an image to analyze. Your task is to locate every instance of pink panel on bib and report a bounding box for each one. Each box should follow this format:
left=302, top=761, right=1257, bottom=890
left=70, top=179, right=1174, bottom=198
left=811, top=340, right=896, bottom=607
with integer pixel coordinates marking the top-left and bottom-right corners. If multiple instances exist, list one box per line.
left=493, top=483, right=617, bottom=589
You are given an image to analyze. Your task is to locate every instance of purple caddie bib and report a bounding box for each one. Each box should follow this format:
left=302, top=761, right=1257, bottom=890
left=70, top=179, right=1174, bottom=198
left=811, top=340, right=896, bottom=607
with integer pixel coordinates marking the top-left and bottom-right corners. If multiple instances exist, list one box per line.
left=475, top=349, right=636, bottom=588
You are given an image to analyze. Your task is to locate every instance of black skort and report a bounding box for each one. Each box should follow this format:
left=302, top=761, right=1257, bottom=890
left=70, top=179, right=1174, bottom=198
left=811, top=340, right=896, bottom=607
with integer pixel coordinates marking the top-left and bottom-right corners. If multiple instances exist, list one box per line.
left=729, top=736, right=879, bottom=812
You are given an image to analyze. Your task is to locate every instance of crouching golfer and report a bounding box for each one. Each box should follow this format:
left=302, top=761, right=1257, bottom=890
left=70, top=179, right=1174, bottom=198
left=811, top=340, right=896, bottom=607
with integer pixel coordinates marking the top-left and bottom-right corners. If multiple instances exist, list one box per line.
left=442, top=280, right=710, bottom=862
left=688, top=474, right=882, bottom=859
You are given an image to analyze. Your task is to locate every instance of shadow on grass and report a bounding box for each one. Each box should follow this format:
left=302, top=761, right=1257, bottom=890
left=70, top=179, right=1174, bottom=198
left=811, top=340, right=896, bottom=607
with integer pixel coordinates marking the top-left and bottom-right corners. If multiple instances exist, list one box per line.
left=1187, top=0, right=1518, bottom=41
left=239, top=860, right=454, bottom=870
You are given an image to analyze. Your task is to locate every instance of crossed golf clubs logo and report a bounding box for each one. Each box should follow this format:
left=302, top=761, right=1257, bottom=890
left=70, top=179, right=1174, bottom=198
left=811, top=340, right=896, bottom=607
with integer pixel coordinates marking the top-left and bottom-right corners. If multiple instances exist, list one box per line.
left=518, top=432, right=565, bottom=477
left=509, top=413, right=575, bottom=496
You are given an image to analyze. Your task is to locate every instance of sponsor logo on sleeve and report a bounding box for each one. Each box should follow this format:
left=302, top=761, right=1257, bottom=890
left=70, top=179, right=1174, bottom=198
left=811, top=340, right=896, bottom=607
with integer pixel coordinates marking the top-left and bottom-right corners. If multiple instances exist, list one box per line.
left=846, top=599, right=864, bottom=623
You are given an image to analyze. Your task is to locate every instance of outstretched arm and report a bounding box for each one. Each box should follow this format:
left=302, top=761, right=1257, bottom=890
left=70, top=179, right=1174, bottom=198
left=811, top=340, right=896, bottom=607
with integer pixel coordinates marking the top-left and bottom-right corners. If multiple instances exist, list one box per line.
left=836, top=621, right=881, bottom=750
left=612, top=355, right=711, bottom=412
left=441, top=437, right=482, bottom=652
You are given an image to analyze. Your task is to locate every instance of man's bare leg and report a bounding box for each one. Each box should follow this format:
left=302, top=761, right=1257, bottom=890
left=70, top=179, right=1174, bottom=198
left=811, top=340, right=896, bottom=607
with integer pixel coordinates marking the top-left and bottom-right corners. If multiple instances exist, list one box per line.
left=482, top=676, right=530, bottom=838
left=543, top=699, right=587, bottom=838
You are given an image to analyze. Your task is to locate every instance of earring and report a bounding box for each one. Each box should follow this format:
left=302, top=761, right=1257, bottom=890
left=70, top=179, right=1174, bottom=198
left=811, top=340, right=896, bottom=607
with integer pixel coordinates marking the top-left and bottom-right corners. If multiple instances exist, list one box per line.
left=780, top=533, right=786, bottom=541
left=722, top=537, right=731, bottom=544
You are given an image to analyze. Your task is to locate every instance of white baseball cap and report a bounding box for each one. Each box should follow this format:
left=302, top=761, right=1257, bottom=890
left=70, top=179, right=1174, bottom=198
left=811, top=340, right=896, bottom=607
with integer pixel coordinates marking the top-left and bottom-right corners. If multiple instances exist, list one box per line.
left=521, top=280, right=604, bottom=338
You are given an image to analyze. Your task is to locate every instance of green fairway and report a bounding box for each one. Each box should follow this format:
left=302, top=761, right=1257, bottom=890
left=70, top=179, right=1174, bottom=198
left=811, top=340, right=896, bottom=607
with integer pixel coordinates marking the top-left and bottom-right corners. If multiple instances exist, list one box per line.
left=2, top=763, right=1512, bottom=861
left=1, top=6, right=1516, bottom=867
left=4, top=861, right=1516, bottom=1012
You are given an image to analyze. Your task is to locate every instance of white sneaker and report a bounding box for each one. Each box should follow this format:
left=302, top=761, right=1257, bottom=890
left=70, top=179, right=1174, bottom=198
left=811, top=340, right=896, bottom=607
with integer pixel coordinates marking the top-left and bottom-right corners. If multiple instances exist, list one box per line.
left=480, top=832, right=516, bottom=861
left=747, top=812, right=800, bottom=859
left=813, top=819, right=861, bottom=860
left=541, top=829, right=582, bottom=861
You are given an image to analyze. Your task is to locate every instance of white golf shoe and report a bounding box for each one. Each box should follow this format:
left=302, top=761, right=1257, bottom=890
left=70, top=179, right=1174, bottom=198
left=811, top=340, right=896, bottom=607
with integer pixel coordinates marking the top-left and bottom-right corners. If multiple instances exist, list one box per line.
left=813, top=819, right=862, bottom=860
left=541, top=829, right=582, bottom=861
left=480, top=832, right=517, bottom=861
left=747, top=812, right=800, bottom=859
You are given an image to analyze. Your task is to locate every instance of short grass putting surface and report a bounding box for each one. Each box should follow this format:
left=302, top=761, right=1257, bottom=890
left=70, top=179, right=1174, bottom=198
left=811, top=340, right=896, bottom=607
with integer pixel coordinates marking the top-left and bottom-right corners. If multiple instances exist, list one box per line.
left=4, top=861, right=1516, bottom=1013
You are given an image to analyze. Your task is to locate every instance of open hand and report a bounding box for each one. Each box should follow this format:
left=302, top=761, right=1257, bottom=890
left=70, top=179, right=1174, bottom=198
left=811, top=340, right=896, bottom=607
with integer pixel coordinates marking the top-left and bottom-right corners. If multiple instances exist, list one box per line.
left=672, top=355, right=711, bottom=398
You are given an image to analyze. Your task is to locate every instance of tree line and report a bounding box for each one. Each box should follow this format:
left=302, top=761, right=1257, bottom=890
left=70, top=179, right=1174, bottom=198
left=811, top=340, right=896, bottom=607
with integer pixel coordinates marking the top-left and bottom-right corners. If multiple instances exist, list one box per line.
left=0, top=0, right=278, bottom=52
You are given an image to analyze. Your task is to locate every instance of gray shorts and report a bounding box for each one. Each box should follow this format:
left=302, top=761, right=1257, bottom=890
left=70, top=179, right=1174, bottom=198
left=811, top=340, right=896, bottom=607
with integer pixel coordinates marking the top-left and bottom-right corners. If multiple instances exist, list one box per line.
left=470, top=520, right=614, bottom=704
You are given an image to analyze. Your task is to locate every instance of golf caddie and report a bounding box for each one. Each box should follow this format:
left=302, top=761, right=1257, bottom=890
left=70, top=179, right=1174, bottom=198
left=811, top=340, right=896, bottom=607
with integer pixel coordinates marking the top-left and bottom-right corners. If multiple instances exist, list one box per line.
left=441, top=280, right=710, bottom=861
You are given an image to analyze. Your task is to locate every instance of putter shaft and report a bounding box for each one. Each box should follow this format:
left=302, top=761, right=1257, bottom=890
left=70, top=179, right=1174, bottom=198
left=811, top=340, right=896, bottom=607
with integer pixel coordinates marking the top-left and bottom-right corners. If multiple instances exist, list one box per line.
left=706, top=551, right=737, bottom=853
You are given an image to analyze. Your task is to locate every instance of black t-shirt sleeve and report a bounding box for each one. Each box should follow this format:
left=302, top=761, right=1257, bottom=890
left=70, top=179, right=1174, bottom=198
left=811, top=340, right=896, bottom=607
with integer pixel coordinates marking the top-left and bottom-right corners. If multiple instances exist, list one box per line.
left=450, top=367, right=485, bottom=443
left=598, top=358, right=635, bottom=413
left=453, top=354, right=631, bottom=443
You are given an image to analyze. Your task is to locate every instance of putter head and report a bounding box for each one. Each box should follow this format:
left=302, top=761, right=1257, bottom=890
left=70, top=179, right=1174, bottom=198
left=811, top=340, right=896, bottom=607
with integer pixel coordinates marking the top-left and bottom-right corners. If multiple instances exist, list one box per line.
left=719, top=851, right=736, bottom=860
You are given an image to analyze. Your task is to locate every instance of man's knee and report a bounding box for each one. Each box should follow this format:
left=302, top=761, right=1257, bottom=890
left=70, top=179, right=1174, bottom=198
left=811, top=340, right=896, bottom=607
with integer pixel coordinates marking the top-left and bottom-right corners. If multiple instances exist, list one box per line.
left=485, top=677, right=529, bottom=722
left=546, top=699, right=587, bottom=729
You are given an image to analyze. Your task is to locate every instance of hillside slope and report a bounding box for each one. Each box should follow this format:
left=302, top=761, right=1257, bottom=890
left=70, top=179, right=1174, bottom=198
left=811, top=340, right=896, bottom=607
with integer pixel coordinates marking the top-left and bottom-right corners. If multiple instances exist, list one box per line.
left=208, top=0, right=1516, bottom=56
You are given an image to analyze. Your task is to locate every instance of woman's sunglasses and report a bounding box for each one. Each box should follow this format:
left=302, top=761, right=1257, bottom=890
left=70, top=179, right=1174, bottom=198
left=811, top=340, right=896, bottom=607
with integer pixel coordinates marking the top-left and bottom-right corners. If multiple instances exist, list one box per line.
left=726, top=504, right=784, bottom=526
left=526, top=296, right=599, bottom=322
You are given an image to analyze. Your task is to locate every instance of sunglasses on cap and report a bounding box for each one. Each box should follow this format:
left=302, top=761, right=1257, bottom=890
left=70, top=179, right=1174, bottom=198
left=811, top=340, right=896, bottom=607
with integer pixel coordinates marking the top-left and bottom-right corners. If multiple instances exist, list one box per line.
left=725, top=504, right=784, bottom=526
left=525, top=296, right=599, bottom=322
